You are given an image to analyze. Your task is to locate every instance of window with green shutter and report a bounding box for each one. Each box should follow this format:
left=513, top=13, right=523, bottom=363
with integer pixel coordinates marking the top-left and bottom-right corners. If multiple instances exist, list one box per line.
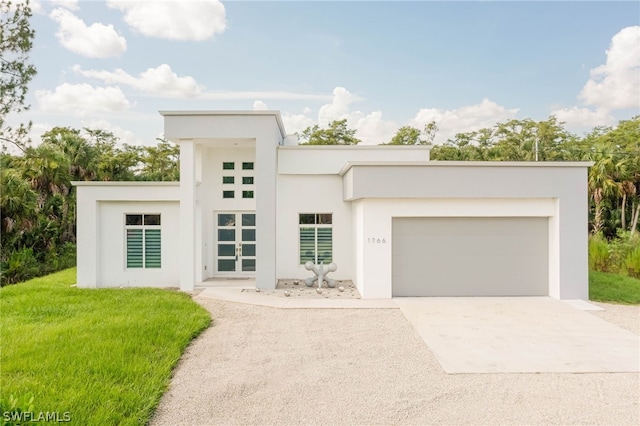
left=299, top=214, right=332, bottom=264
left=144, top=229, right=161, bottom=268
left=126, top=229, right=143, bottom=268
left=126, top=214, right=161, bottom=269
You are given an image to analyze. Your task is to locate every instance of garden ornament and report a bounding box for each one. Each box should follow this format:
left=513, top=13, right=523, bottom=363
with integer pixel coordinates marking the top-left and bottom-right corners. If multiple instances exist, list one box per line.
left=304, top=261, right=338, bottom=292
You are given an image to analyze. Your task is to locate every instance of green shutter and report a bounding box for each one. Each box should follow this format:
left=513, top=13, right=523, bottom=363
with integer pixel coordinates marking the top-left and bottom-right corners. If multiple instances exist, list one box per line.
left=145, top=229, right=161, bottom=268
left=127, top=229, right=143, bottom=268
left=316, top=228, right=332, bottom=263
left=300, top=227, right=316, bottom=264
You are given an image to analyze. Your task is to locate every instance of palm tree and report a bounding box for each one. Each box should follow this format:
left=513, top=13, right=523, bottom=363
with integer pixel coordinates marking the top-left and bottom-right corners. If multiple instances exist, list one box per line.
left=586, top=141, right=627, bottom=234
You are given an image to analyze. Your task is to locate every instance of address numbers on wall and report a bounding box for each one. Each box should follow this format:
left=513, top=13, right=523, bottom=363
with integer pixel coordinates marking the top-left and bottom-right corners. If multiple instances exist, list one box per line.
left=367, top=237, right=387, bottom=244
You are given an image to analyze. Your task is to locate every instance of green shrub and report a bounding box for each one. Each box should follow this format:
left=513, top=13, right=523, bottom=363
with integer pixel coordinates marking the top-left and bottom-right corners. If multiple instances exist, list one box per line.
left=1, top=248, right=40, bottom=286
left=588, top=234, right=610, bottom=272
left=589, top=231, right=640, bottom=277
left=1, top=244, right=77, bottom=286
left=44, top=242, right=77, bottom=273
left=625, top=247, right=640, bottom=279
left=608, top=231, right=640, bottom=272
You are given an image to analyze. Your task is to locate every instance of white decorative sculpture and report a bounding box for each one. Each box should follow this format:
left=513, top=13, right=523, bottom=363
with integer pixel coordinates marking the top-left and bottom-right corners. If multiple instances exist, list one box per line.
left=304, top=261, right=338, bottom=292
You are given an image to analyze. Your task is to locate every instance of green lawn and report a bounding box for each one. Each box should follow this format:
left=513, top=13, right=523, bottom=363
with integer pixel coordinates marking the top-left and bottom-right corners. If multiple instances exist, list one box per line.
left=0, top=269, right=211, bottom=425
left=589, top=270, right=640, bottom=304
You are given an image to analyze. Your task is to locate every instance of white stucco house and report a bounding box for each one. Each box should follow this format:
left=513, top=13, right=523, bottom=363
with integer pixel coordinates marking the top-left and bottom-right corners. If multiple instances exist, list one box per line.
left=74, top=110, right=592, bottom=300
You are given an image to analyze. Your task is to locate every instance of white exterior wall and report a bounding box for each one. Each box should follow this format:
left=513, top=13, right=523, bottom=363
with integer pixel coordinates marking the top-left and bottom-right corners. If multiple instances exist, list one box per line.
left=352, top=200, right=365, bottom=292
left=276, top=175, right=353, bottom=279
left=74, top=183, right=180, bottom=288
left=355, top=198, right=557, bottom=299
left=278, top=145, right=431, bottom=174
left=98, top=201, right=180, bottom=287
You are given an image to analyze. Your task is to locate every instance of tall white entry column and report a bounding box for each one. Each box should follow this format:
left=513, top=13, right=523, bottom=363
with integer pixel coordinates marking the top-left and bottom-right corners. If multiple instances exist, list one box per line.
left=179, top=139, right=196, bottom=291
left=255, top=134, right=277, bottom=289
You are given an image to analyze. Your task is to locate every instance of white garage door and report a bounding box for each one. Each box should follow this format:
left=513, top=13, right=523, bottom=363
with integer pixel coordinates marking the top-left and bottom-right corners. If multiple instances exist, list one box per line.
left=392, top=217, right=549, bottom=297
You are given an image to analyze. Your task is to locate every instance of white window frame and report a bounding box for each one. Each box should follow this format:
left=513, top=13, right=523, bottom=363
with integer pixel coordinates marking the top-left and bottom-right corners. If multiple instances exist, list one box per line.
left=124, top=213, right=162, bottom=269
left=298, top=213, right=333, bottom=265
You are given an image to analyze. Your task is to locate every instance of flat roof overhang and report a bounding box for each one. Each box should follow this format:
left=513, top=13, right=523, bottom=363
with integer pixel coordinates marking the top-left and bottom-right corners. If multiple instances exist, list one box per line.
left=341, top=161, right=593, bottom=201
left=159, top=110, right=287, bottom=140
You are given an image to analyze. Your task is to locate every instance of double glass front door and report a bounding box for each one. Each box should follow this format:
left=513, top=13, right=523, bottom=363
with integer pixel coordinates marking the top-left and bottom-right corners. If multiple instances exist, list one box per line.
left=216, top=212, right=256, bottom=274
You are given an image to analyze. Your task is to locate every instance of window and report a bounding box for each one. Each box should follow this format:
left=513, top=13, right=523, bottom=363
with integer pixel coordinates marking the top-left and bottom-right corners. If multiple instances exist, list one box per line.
left=126, top=214, right=161, bottom=268
left=299, top=213, right=332, bottom=264
left=221, top=161, right=255, bottom=199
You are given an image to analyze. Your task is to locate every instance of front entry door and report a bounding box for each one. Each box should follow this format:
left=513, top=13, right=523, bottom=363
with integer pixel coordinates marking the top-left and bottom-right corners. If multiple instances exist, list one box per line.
left=215, top=212, right=256, bottom=275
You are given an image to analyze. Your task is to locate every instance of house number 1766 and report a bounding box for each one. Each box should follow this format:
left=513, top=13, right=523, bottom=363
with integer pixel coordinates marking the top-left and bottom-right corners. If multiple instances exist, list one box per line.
left=367, top=238, right=386, bottom=244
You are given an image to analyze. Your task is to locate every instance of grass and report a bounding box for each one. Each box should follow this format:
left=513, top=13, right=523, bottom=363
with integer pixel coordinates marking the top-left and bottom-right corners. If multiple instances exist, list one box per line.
left=589, top=270, right=640, bottom=304
left=0, top=268, right=211, bottom=425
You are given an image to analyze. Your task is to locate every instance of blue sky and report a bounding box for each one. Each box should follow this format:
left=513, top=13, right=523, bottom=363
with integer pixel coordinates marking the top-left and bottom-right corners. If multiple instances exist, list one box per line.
left=9, top=0, right=640, bottom=147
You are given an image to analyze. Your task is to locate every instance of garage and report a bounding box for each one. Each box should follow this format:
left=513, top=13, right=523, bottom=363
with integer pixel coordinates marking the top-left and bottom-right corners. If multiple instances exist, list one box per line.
left=392, top=217, right=549, bottom=297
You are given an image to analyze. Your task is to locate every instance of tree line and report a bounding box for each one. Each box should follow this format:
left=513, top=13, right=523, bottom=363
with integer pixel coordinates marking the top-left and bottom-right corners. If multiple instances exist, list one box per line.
left=299, top=116, right=640, bottom=239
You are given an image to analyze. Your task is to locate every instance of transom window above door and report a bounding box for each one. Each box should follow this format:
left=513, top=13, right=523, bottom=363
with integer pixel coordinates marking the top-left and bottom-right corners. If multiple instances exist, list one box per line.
left=221, top=161, right=255, bottom=199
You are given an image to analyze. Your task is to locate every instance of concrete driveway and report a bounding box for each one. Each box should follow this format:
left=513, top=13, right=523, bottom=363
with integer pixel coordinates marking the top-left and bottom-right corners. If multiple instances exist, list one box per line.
left=152, top=295, right=639, bottom=425
left=394, top=296, right=640, bottom=374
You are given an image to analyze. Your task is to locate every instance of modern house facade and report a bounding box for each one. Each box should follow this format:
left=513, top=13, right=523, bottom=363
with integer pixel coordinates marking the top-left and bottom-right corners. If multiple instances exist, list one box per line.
left=74, top=111, right=592, bottom=300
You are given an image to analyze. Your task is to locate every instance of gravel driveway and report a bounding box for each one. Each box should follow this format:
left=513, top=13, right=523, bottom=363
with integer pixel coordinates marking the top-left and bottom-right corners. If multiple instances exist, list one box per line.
left=151, top=298, right=639, bottom=425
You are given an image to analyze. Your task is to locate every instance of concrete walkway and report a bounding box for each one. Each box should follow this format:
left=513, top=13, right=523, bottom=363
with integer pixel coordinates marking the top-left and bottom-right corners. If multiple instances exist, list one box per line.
left=197, top=286, right=397, bottom=309
left=197, top=286, right=639, bottom=374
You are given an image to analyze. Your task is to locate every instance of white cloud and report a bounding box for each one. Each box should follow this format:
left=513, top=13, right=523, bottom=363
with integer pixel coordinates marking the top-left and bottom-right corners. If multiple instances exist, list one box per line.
left=49, top=8, right=126, bottom=58
left=287, top=87, right=395, bottom=144
left=349, top=110, right=398, bottom=145
left=74, top=65, right=333, bottom=101
left=36, top=83, right=131, bottom=115
left=281, top=110, right=315, bottom=135
left=253, top=100, right=268, bottom=110
left=73, top=64, right=202, bottom=97
left=309, top=86, right=397, bottom=144
left=318, top=87, right=356, bottom=126
left=50, top=0, right=79, bottom=11
left=201, top=91, right=331, bottom=101
left=551, top=106, right=615, bottom=128
left=107, top=0, right=226, bottom=41
left=579, top=26, right=640, bottom=110
left=410, top=99, right=519, bottom=143
left=29, top=122, right=54, bottom=147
